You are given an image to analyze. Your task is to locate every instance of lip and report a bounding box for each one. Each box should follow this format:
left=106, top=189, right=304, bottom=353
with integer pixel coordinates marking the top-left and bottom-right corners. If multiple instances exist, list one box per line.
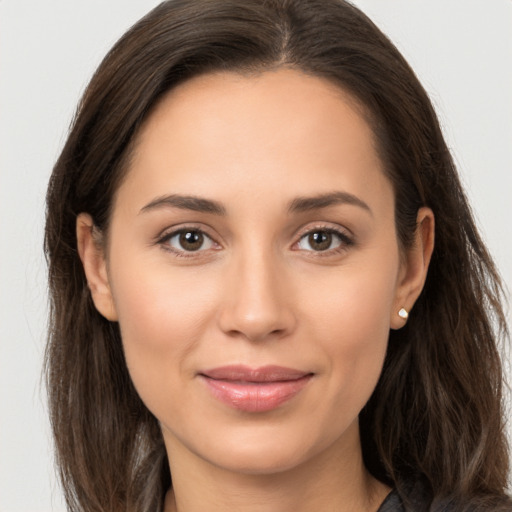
left=199, top=365, right=313, bottom=413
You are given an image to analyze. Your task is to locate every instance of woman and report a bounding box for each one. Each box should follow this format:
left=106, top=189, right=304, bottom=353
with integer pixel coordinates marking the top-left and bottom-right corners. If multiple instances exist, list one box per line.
left=44, top=0, right=511, bottom=510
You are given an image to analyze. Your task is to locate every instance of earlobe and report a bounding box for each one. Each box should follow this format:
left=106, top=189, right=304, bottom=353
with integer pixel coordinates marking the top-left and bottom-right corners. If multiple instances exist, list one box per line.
left=391, top=207, right=435, bottom=330
left=76, top=213, right=118, bottom=321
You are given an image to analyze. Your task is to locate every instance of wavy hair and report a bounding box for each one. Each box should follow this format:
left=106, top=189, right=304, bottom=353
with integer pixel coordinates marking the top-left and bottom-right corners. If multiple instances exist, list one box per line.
left=44, top=0, right=511, bottom=510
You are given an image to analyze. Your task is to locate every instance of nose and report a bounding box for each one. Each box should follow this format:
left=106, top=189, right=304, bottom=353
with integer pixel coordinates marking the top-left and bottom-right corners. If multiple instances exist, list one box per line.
left=217, top=248, right=296, bottom=343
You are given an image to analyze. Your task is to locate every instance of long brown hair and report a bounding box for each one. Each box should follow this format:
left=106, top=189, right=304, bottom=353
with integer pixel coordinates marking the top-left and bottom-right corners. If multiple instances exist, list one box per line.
left=44, top=1, right=511, bottom=510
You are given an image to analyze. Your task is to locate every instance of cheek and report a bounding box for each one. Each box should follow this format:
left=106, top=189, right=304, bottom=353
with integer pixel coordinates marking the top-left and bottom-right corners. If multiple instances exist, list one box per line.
left=108, top=261, right=218, bottom=410
left=111, top=254, right=218, bottom=340
left=299, top=256, right=398, bottom=409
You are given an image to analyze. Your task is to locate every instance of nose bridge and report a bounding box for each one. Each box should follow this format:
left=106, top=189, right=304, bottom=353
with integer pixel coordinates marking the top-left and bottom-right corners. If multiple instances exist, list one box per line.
left=218, top=238, right=295, bottom=341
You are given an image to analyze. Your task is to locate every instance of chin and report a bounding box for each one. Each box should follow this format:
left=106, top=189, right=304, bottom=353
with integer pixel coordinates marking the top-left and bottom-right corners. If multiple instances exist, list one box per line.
left=208, top=445, right=311, bottom=476
left=191, top=422, right=345, bottom=477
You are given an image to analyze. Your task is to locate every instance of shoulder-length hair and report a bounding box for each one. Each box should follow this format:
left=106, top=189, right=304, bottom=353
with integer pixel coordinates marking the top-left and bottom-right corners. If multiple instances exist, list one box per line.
left=45, top=1, right=511, bottom=510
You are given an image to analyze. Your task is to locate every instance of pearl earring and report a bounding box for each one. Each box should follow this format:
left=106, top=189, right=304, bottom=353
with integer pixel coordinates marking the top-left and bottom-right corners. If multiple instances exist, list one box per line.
left=398, top=308, right=409, bottom=320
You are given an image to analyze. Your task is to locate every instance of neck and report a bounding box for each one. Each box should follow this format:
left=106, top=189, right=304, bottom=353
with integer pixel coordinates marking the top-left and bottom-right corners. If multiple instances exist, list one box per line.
left=163, top=423, right=390, bottom=512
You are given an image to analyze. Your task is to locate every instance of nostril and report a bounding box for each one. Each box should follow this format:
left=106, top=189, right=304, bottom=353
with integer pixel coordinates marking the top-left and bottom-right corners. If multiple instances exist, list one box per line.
left=219, top=310, right=295, bottom=343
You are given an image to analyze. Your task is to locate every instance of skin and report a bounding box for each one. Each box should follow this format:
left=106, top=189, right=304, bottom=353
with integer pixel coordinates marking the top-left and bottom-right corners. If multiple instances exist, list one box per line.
left=77, top=68, right=434, bottom=512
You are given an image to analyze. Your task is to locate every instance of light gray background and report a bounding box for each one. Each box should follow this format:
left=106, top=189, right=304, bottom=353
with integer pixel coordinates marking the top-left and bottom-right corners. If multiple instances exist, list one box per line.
left=1, top=1, right=511, bottom=511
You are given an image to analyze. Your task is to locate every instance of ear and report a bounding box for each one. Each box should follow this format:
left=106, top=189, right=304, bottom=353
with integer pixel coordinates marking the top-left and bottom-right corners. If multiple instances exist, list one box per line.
left=390, top=207, right=435, bottom=330
left=76, top=213, right=118, bottom=321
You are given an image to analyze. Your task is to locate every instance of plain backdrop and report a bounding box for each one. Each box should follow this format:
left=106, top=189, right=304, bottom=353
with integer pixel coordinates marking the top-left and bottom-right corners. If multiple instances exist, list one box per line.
left=1, top=1, right=511, bottom=511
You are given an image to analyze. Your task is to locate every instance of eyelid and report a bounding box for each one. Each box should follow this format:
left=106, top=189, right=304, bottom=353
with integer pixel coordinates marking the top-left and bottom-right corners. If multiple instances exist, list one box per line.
left=155, top=221, right=221, bottom=242
left=155, top=224, right=222, bottom=256
left=292, top=223, right=355, bottom=254
left=294, top=222, right=353, bottom=240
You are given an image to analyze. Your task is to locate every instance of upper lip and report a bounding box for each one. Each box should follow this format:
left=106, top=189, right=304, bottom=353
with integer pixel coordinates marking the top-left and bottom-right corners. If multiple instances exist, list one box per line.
left=200, top=365, right=311, bottom=382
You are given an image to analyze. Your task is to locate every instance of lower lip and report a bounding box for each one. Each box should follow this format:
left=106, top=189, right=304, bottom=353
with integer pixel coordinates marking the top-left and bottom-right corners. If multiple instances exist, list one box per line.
left=201, top=375, right=312, bottom=413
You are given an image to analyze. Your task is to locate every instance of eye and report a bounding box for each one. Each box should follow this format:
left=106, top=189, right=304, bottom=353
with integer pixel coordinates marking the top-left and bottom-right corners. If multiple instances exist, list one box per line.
left=296, top=228, right=352, bottom=252
left=160, top=229, right=216, bottom=254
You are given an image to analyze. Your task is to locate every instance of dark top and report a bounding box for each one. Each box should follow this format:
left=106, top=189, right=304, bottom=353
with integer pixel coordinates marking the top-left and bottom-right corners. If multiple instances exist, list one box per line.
left=377, top=488, right=405, bottom=511
left=376, top=480, right=456, bottom=512
left=375, top=481, right=512, bottom=512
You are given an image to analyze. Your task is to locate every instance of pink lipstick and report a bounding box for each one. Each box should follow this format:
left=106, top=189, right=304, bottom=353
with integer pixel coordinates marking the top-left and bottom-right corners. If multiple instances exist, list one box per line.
left=199, top=365, right=313, bottom=413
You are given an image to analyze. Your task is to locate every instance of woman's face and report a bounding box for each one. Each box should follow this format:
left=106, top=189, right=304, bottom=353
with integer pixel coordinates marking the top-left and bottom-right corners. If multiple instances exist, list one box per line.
left=80, top=69, right=429, bottom=476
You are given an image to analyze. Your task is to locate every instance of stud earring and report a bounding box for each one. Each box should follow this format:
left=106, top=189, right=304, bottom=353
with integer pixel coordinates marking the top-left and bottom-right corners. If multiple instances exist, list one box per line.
left=398, top=308, right=409, bottom=320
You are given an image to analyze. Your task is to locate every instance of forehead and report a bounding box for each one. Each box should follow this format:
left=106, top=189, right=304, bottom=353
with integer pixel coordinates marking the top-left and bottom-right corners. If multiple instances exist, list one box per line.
left=137, top=68, right=374, bottom=156
left=115, top=68, right=390, bottom=216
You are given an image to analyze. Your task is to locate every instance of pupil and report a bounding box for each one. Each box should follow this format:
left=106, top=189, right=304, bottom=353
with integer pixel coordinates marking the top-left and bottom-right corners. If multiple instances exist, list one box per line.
left=179, top=231, right=203, bottom=251
left=309, top=231, right=332, bottom=251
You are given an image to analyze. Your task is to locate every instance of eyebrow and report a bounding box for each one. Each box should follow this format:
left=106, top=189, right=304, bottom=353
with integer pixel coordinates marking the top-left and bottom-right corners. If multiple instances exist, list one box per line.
left=288, top=191, right=372, bottom=216
left=140, top=194, right=227, bottom=215
left=139, top=190, right=372, bottom=217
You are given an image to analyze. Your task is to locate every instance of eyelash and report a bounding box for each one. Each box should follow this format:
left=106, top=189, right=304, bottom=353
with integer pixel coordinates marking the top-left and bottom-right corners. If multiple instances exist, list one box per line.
left=156, top=224, right=354, bottom=258
left=294, top=225, right=354, bottom=257
left=156, top=225, right=219, bottom=258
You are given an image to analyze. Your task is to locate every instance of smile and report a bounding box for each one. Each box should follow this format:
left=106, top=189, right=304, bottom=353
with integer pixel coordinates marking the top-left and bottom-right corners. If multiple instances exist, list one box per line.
left=199, top=365, right=314, bottom=413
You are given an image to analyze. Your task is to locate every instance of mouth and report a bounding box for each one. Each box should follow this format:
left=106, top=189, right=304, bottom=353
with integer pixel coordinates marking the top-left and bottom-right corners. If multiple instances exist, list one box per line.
left=199, top=365, right=314, bottom=413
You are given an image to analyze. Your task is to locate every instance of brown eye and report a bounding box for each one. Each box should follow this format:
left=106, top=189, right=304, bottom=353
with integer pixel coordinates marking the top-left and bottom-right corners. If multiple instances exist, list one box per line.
left=297, top=229, right=348, bottom=252
left=164, top=229, right=215, bottom=253
left=308, top=231, right=333, bottom=251
left=179, top=231, right=204, bottom=251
